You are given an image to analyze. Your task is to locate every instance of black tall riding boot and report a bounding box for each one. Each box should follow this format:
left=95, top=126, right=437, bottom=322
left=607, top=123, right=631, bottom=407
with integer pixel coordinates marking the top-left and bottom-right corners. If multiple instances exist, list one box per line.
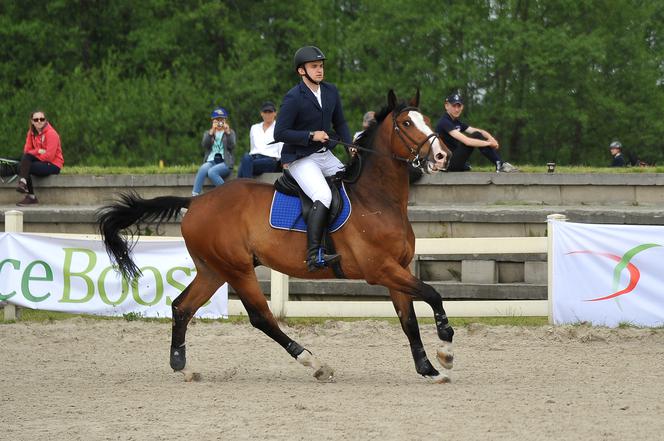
left=306, top=200, right=341, bottom=271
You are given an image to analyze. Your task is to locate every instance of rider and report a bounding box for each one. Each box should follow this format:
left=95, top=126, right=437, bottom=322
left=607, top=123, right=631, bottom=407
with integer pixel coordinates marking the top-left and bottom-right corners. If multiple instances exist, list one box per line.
left=273, top=45, right=352, bottom=272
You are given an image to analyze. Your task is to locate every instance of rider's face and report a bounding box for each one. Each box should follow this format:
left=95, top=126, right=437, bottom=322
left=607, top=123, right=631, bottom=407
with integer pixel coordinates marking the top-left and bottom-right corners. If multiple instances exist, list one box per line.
left=299, top=61, right=324, bottom=82
left=445, top=102, right=464, bottom=119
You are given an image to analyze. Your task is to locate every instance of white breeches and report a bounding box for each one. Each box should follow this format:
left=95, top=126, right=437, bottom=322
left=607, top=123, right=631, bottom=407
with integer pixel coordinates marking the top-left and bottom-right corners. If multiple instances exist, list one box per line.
left=286, top=150, right=345, bottom=208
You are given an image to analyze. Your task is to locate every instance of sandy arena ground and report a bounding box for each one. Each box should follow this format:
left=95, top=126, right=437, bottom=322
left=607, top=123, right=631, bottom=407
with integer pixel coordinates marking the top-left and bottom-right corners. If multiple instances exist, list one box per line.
left=1, top=318, right=663, bottom=441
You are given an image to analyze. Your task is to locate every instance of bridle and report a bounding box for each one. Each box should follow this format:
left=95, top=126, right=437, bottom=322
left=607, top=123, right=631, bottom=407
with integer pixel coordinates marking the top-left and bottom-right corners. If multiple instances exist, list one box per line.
left=333, top=106, right=439, bottom=169
left=390, top=106, right=439, bottom=168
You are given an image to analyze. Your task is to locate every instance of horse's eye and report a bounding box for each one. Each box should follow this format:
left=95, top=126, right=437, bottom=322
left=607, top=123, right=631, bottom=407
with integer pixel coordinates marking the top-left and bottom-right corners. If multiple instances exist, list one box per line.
left=403, top=120, right=412, bottom=127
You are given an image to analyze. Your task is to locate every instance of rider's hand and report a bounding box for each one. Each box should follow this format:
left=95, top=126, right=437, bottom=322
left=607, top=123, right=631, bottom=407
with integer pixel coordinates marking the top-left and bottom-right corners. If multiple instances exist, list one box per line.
left=312, top=131, right=329, bottom=143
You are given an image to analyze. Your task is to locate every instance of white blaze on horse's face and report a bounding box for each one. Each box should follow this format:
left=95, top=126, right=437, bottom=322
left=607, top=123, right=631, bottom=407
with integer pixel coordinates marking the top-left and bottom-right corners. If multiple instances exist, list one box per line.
left=408, top=110, right=448, bottom=171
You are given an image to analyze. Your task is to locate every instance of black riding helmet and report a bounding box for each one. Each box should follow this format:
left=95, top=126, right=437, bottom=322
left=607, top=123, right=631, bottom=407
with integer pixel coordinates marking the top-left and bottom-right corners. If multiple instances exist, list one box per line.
left=293, top=46, right=326, bottom=72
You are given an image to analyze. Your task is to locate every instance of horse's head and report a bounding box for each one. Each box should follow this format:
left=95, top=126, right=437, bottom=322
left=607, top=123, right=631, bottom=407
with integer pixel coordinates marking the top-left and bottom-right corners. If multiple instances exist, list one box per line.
left=385, top=90, right=451, bottom=173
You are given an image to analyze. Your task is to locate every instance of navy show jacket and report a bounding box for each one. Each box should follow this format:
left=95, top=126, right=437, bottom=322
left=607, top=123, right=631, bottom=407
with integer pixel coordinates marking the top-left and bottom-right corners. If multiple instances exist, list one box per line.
left=274, top=81, right=351, bottom=164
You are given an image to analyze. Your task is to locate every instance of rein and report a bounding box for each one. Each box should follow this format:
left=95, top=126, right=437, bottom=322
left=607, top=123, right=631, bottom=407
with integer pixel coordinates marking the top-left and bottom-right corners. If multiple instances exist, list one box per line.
left=329, top=138, right=412, bottom=164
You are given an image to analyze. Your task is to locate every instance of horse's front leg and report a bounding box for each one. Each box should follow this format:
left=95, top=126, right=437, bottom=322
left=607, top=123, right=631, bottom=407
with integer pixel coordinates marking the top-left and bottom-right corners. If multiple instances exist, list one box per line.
left=378, top=264, right=454, bottom=380
left=389, top=289, right=450, bottom=383
left=412, top=280, right=455, bottom=374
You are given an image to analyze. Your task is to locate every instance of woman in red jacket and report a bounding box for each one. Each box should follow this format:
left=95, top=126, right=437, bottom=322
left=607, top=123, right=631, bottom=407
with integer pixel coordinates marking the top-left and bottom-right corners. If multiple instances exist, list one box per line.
left=16, top=110, right=64, bottom=206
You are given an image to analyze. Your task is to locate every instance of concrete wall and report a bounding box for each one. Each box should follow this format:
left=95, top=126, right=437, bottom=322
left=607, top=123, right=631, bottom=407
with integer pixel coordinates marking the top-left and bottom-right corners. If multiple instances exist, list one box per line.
left=3, top=172, right=664, bottom=206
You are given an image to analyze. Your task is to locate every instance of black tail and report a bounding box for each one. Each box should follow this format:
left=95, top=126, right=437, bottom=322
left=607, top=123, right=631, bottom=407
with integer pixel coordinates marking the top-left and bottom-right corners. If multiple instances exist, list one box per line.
left=96, top=192, right=191, bottom=280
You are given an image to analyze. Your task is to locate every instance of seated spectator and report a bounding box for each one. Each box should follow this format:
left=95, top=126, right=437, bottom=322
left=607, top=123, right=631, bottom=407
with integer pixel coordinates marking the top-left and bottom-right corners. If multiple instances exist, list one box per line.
left=353, top=111, right=376, bottom=141
left=237, top=102, right=283, bottom=178
left=15, top=110, right=64, bottom=206
left=609, top=140, right=626, bottom=167
left=435, top=92, right=518, bottom=173
left=192, top=107, right=236, bottom=196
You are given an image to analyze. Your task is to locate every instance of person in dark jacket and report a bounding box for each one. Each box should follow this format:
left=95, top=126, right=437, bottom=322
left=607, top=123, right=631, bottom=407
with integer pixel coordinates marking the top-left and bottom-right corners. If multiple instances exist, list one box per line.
left=609, top=140, right=626, bottom=167
left=192, top=107, right=236, bottom=196
left=273, top=45, right=352, bottom=271
left=436, top=92, right=518, bottom=173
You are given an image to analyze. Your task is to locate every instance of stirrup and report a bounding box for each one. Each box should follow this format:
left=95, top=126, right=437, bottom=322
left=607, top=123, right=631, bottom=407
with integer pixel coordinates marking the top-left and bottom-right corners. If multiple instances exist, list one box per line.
left=307, top=248, right=341, bottom=271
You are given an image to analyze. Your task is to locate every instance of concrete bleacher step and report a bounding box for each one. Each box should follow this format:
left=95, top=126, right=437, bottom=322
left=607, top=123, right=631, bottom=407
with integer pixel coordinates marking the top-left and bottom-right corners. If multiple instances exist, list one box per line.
left=2, top=172, right=664, bottom=207
left=410, top=172, right=664, bottom=206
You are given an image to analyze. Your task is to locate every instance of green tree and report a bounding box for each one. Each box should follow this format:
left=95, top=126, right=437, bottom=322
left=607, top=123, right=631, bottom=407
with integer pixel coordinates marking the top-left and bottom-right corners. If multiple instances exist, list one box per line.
left=0, top=0, right=662, bottom=167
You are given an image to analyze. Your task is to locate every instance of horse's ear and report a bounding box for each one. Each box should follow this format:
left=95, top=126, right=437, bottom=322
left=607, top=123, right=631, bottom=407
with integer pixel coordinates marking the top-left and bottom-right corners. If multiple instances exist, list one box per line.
left=387, top=90, right=397, bottom=111
left=409, top=88, right=420, bottom=108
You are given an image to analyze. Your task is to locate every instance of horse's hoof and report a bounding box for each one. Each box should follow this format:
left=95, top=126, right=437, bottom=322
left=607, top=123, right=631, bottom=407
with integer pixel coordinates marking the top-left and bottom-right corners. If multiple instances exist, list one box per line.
left=436, top=343, right=454, bottom=370
left=427, top=371, right=451, bottom=384
left=313, top=364, right=335, bottom=382
left=180, top=367, right=202, bottom=382
left=436, top=350, right=454, bottom=370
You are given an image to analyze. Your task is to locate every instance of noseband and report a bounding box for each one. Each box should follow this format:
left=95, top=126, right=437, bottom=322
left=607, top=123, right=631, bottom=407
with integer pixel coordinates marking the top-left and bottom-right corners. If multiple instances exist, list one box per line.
left=391, top=106, right=438, bottom=168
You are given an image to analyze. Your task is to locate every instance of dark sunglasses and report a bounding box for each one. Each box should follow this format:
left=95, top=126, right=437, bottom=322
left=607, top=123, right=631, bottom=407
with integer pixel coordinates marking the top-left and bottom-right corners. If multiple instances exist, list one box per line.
left=32, top=117, right=46, bottom=122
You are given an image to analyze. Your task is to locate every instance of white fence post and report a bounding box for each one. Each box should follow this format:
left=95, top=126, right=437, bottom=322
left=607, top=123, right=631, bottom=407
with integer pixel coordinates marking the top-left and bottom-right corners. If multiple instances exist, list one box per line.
left=547, top=213, right=568, bottom=325
left=270, top=270, right=289, bottom=319
left=3, top=210, right=23, bottom=321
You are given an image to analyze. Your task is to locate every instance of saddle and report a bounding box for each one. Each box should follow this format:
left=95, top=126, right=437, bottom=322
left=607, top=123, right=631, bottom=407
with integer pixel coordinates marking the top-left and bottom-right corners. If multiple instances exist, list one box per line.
left=274, top=170, right=344, bottom=224
left=272, top=170, right=348, bottom=278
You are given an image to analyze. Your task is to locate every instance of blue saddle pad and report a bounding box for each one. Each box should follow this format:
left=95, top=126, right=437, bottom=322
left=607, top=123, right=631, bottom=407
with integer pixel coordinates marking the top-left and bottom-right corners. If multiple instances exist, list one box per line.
left=269, top=183, right=352, bottom=233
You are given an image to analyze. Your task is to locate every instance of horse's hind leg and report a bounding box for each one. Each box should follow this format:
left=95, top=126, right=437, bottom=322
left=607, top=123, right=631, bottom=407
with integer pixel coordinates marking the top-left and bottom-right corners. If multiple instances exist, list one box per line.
left=390, top=289, right=451, bottom=383
left=170, top=269, right=223, bottom=382
left=228, top=271, right=334, bottom=381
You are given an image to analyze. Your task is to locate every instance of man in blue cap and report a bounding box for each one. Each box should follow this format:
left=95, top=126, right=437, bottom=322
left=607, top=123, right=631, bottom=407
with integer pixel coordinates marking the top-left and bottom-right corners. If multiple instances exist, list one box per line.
left=436, top=92, right=518, bottom=172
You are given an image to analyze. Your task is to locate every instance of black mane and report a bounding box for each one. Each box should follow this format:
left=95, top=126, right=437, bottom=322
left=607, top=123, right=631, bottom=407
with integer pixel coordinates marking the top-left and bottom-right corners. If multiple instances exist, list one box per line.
left=344, top=101, right=408, bottom=183
left=354, top=101, right=407, bottom=152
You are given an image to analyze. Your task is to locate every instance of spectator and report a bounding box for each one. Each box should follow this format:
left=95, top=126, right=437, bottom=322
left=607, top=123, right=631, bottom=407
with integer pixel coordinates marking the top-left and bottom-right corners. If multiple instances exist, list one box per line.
left=353, top=111, right=376, bottom=141
left=609, top=140, right=626, bottom=167
left=237, top=101, right=283, bottom=178
left=273, top=45, right=351, bottom=271
left=192, top=107, right=236, bottom=196
left=15, top=110, right=64, bottom=206
left=435, top=92, right=518, bottom=173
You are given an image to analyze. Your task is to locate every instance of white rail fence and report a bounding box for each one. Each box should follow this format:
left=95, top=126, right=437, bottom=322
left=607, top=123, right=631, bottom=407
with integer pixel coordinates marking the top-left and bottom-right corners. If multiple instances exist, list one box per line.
left=2, top=210, right=565, bottom=322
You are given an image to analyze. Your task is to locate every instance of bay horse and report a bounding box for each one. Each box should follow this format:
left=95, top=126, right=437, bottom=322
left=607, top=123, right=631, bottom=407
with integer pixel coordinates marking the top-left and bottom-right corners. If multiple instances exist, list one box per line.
left=98, top=90, right=456, bottom=383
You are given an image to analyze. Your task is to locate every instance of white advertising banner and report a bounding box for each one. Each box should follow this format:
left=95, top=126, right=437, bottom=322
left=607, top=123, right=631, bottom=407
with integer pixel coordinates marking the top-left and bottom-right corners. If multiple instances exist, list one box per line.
left=551, top=221, right=664, bottom=327
left=0, top=233, right=227, bottom=318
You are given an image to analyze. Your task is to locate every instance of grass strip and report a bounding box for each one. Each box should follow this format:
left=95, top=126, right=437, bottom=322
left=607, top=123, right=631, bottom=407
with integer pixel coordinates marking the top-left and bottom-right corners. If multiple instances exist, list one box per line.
left=3, top=307, right=548, bottom=327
